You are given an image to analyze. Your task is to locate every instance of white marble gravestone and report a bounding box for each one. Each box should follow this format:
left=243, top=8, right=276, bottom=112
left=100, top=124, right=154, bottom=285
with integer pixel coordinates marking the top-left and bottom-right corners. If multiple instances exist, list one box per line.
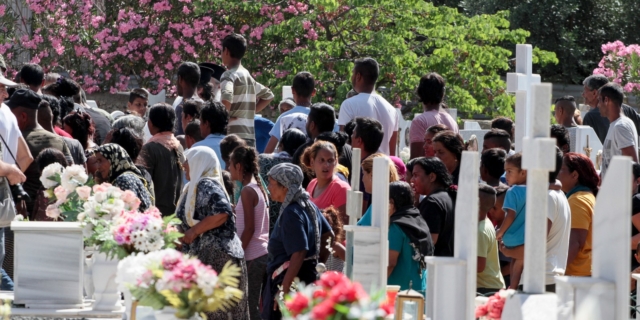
left=346, top=148, right=363, bottom=226
left=344, top=157, right=389, bottom=293
left=556, top=156, right=631, bottom=320
left=148, top=89, right=166, bottom=106
left=425, top=151, right=479, bottom=320
left=12, top=221, right=84, bottom=309
left=464, top=121, right=482, bottom=130
left=460, top=129, right=489, bottom=153
left=502, top=83, right=558, bottom=319
left=566, top=126, right=603, bottom=165
left=397, top=109, right=411, bottom=154
left=507, top=44, right=542, bottom=152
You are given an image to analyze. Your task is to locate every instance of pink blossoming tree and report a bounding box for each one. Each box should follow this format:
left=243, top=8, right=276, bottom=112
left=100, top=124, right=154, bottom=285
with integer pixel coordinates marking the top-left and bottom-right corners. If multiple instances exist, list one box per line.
left=594, top=40, right=640, bottom=96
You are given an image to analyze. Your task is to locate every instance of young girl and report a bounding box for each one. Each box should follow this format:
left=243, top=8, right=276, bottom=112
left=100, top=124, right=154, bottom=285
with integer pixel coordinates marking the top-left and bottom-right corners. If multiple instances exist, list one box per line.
left=228, top=146, right=269, bottom=320
left=302, top=141, right=351, bottom=224
left=323, top=206, right=346, bottom=272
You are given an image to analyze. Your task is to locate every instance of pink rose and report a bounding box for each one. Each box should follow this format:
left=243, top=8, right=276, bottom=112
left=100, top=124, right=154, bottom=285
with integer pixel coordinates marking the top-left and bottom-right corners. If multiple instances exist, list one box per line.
left=93, top=183, right=110, bottom=193
left=46, top=205, right=61, bottom=220
left=122, top=190, right=138, bottom=204
left=75, top=186, right=92, bottom=201
left=54, top=186, right=68, bottom=202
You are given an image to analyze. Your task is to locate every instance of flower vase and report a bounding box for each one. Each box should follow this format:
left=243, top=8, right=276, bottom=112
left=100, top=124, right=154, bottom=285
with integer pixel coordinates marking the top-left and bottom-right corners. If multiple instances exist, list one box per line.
left=92, top=252, right=121, bottom=311
left=154, top=307, right=201, bottom=320
left=123, top=289, right=134, bottom=320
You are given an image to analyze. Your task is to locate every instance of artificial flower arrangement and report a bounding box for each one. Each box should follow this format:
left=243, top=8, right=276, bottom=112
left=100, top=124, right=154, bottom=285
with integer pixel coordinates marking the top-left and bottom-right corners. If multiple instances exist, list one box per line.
left=40, top=163, right=92, bottom=221
left=117, top=249, right=244, bottom=319
left=475, top=289, right=516, bottom=320
left=280, top=271, right=393, bottom=320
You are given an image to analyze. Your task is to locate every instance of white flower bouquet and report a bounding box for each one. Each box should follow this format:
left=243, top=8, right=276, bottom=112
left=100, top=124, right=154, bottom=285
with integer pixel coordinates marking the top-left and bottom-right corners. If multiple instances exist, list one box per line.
left=40, top=163, right=92, bottom=221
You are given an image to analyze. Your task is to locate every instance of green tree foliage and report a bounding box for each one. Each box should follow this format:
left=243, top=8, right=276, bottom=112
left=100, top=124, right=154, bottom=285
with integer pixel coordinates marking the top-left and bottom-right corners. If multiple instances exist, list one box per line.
left=196, top=0, right=557, bottom=118
left=461, top=0, right=633, bottom=84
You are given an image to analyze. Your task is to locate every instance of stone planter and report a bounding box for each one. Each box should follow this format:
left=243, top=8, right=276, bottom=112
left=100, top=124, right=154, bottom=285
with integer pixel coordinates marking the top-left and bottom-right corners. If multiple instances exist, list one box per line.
left=92, top=252, right=121, bottom=311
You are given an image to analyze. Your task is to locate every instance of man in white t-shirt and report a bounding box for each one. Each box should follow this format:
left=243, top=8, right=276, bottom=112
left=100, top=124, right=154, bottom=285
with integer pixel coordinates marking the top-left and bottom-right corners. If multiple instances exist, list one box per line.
left=599, top=83, right=639, bottom=177
left=0, top=72, right=32, bottom=170
left=338, top=58, right=398, bottom=156
left=546, top=149, right=571, bottom=290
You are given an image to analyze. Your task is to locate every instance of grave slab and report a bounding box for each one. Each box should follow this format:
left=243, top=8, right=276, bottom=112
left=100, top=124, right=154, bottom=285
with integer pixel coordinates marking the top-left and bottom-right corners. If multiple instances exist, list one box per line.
left=566, top=126, right=602, bottom=165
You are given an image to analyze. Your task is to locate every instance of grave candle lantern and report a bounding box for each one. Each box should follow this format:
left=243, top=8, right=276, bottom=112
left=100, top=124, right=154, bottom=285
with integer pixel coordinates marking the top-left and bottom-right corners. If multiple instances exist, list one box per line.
left=394, top=282, right=424, bottom=320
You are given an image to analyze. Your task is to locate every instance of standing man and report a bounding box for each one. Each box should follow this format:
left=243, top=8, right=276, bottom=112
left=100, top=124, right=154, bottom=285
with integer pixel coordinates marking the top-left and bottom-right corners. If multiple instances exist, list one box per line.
left=409, top=73, right=459, bottom=159
left=599, top=83, right=638, bottom=177
left=338, top=57, right=398, bottom=156
left=554, top=96, right=578, bottom=128
left=173, top=62, right=202, bottom=136
left=264, top=72, right=315, bottom=154
left=220, top=34, right=274, bottom=147
left=19, top=64, right=45, bottom=95
left=582, top=74, right=640, bottom=143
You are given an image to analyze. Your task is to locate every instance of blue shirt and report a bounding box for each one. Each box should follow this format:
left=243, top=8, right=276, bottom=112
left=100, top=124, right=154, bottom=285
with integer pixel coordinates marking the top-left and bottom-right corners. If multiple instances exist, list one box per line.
left=193, top=134, right=225, bottom=164
left=388, top=223, right=427, bottom=294
left=267, top=202, right=332, bottom=273
left=502, top=185, right=527, bottom=247
left=254, top=116, right=274, bottom=153
left=357, top=206, right=372, bottom=226
left=269, top=106, right=311, bottom=140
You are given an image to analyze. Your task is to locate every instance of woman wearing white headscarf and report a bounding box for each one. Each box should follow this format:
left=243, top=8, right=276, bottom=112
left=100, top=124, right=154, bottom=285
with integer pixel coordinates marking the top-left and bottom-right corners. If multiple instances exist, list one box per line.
left=176, top=146, right=249, bottom=320
left=261, top=163, right=334, bottom=320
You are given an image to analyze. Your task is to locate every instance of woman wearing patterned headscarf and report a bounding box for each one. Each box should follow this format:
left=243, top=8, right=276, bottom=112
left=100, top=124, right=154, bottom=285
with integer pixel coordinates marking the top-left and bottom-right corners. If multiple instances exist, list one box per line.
left=175, top=146, right=249, bottom=320
left=262, top=163, right=334, bottom=320
left=94, top=144, right=153, bottom=211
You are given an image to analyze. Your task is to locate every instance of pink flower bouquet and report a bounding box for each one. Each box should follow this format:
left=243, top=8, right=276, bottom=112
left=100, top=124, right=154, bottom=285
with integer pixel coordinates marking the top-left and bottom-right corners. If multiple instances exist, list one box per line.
left=475, top=289, right=516, bottom=320
left=119, top=249, right=243, bottom=319
left=40, top=163, right=93, bottom=221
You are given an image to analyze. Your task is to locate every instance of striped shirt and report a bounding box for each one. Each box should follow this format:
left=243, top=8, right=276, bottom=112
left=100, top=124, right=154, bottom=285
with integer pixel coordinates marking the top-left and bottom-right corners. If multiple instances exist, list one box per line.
left=220, top=64, right=274, bottom=146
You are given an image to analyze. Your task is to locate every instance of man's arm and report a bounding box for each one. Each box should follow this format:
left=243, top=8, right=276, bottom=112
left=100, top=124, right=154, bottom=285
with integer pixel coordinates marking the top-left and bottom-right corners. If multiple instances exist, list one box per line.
left=220, top=78, right=234, bottom=111
left=255, top=81, right=275, bottom=113
left=621, top=146, right=638, bottom=162
left=16, top=136, right=33, bottom=172
left=256, top=98, right=273, bottom=113
left=389, top=130, right=398, bottom=156
left=264, top=136, right=279, bottom=154
left=0, top=161, right=26, bottom=185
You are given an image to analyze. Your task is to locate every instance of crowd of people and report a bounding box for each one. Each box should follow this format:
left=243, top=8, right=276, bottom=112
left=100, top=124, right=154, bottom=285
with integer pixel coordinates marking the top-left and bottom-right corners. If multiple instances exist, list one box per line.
left=0, top=32, right=639, bottom=320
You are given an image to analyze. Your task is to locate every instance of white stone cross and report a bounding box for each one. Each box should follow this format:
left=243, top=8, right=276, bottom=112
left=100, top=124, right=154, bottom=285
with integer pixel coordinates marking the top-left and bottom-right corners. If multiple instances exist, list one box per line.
left=344, top=156, right=389, bottom=293
left=557, top=156, right=631, bottom=320
left=425, top=151, right=479, bottom=319
left=507, top=44, right=541, bottom=152
left=346, top=148, right=363, bottom=225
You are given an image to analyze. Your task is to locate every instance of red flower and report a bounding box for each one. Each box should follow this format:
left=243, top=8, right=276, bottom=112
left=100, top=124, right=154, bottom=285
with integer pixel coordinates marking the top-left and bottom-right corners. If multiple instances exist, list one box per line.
left=311, top=299, right=336, bottom=320
left=316, top=271, right=349, bottom=289
left=379, top=300, right=394, bottom=315
left=328, top=281, right=368, bottom=303
left=285, top=293, right=310, bottom=317
left=312, top=288, right=328, bottom=299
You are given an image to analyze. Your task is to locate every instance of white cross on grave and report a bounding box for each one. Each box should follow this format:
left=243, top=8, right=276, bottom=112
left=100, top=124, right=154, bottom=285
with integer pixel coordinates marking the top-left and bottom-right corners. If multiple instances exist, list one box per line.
left=507, top=44, right=541, bottom=152
left=501, top=83, right=558, bottom=319
left=425, top=151, right=479, bottom=320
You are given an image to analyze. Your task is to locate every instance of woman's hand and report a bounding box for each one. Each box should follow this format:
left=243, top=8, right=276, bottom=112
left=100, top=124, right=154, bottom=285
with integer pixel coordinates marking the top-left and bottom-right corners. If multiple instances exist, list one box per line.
left=181, top=228, right=198, bottom=244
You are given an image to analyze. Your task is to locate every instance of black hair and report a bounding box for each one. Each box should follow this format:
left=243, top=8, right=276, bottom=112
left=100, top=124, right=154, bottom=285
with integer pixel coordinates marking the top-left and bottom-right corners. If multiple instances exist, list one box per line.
left=554, top=95, right=576, bottom=105
left=177, top=62, right=201, bottom=88
left=129, top=88, right=149, bottom=103
left=413, top=157, right=453, bottom=188
left=478, top=183, right=497, bottom=213
left=229, top=146, right=268, bottom=203
left=433, top=131, right=465, bottom=161
left=316, top=131, right=348, bottom=157
left=182, top=100, right=203, bottom=119
left=185, top=120, right=203, bottom=142
left=354, top=117, right=383, bottom=153
left=148, top=103, right=176, bottom=132
left=405, top=158, right=418, bottom=175
left=344, top=119, right=356, bottom=144
left=416, top=72, right=446, bottom=105
left=353, top=57, right=379, bottom=86
left=105, top=127, right=143, bottom=162
left=633, top=162, right=640, bottom=180
left=481, top=148, right=507, bottom=180
left=36, top=148, right=68, bottom=171
left=550, top=124, right=570, bottom=152
left=491, top=117, right=514, bottom=140
left=308, top=102, right=336, bottom=133
left=389, top=181, right=414, bottom=209
left=41, top=95, right=61, bottom=124
left=281, top=128, right=307, bottom=156
left=199, top=100, right=228, bottom=135
left=505, top=152, right=522, bottom=169
left=598, top=83, right=624, bottom=106
left=220, top=134, right=247, bottom=164
left=549, top=146, right=563, bottom=183
left=292, top=72, right=315, bottom=98
left=484, top=129, right=512, bottom=151
left=426, top=124, right=448, bottom=136
left=197, top=82, right=214, bottom=101
left=222, top=33, right=247, bottom=59
left=48, top=77, right=81, bottom=98
left=63, top=111, right=96, bottom=149
left=7, top=83, right=28, bottom=100
left=20, top=63, right=44, bottom=87
left=221, top=170, right=235, bottom=203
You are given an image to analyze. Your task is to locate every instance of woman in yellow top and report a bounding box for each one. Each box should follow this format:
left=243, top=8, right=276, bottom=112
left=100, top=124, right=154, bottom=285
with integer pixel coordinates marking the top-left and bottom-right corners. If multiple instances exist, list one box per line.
left=557, top=152, right=599, bottom=276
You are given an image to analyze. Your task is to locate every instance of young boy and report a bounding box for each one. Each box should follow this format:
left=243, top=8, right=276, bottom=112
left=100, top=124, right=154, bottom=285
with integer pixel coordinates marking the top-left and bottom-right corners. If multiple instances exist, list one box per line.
left=480, top=148, right=507, bottom=187
left=126, top=88, right=149, bottom=117
left=220, top=33, right=274, bottom=147
left=477, top=184, right=506, bottom=294
left=488, top=185, right=511, bottom=286
left=496, top=152, right=527, bottom=289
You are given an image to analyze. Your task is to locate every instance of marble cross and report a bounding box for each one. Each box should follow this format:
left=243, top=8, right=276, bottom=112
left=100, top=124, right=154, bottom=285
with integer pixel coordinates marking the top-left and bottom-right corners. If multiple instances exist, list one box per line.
left=425, top=151, right=479, bottom=319
left=557, top=156, right=631, bottom=320
left=507, top=44, right=541, bottom=152
left=344, top=156, right=388, bottom=293
left=346, top=148, right=363, bottom=225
